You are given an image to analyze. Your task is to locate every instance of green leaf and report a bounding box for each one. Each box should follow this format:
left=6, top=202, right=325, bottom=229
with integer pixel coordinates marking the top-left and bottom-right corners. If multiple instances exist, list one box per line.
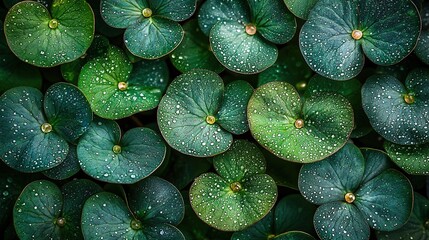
left=305, top=74, right=371, bottom=138
left=190, top=141, right=277, bottom=231
left=213, top=140, right=266, bottom=182
left=170, top=19, right=224, bottom=74
left=0, top=87, right=68, bottom=172
left=415, top=30, right=429, bottom=65
left=257, top=45, right=313, bottom=93
left=100, top=0, right=147, bottom=28
left=298, top=143, right=365, bottom=205
left=362, top=71, right=429, bottom=145
left=210, top=21, right=278, bottom=74
left=248, top=81, right=354, bottom=163
left=13, top=180, right=63, bottom=240
left=44, top=82, right=93, bottom=143
left=272, top=232, right=316, bottom=240
left=124, top=17, right=184, bottom=59
left=43, top=144, right=80, bottom=180
left=216, top=80, right=253, bottom=135
left=248, top=0, right=297, bottom=44
left=284, top=0, right=318, bottom=19
left=77, top=118, right=166, bottom=184
left=299, top=0, right=420, bottom=80
left=314, top=201, right=370, bottom=240
left=148, top=0, right=197, bottom=21
left=127, top=176, right=184, bottom=225
left=78, top=46, right=168, bottom=119
left=376, top=193, right=429, bottom=240
left=360, top=148, right=392, bottom=183
left=4, top=0, right=94, bottom=67
left=355, top=169, right=413, bottom=231
left=384, top=141, right=429, bottom=175
left=157, top=69, right=233, bottom=157
left=198, top=0, right=250, bottom=35
left=81, top=192, right=137, bottom=239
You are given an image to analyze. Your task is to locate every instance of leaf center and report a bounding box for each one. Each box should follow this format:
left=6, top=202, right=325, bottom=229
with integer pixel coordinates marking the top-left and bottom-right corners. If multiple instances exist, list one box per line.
left=118, top=82, right=128, bottom=91
left=41, top=123, right=53, bottom=133
left=294, top=119, right=304, bottom=129
left=49, top=19, right=59, bottom=29
left=245, top=23, right=257, bottom=36
left=112, top=145, right=122, bottom=154
left=403, top=94, right=415, bottom=104
left=55, top=217, right=66, bottom=227
left=130, top=219, right=143, bottom=230
left=230, top=182, right=242, bottom=192
left=351, top=30, right=363, bottom=40
left=344, top=192, right=356, bottom=203
left=142, top=8, right=152, bottom=18
left=206, top=115, right=216, bottom=125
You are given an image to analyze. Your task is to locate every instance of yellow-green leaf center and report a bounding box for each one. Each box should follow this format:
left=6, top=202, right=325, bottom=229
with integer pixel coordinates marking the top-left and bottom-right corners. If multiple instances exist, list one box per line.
left=351, top=30, right=363, bottom=40
left=230, top=182, right=242, bottom=192
left=112, top=145, right=122, bottom=154
left=345, top=192, right=356, bottom=203
left=130, top=219, right=143, bottom=230
left=294, top=119, right=304, bottom=129
left=404, top=94, right=415, bottom=104
left=41, top=123, right=53, bottom=133
left=49, top=19, right=59, bottom=29
left=245, top=23, right=257, bottom=35
left=118, top=82, right=128, bottom=91
left=206, top=115, right=216, bottom=125
left=142, top=8, right=152, bottom=18
left=56, top=217, right=66, bottom=227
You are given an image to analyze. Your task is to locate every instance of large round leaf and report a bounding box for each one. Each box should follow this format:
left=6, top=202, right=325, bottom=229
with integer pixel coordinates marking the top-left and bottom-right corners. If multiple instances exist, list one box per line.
left=78, top=118, right=166, bottom=184
left=384, top=141, right=429, bottom=175
left=157, top=69, right=233, bottom=157
left=0, top=87, right=68, bottom=172
left=362, top=70, right=429, bottom=145
left=299, top=0, right=420, bottom=80
left=377, top=193, right=429, bottom=239
left=170, top=19, right=224, bottom=74
left=79, top=46, right=169, bottom=119
left=355, top=169, right=413, bottom=231
left=4, top=0, right=94, bottom=67
left=248, top=81, right=354, bottom=163
left=298, top=143, right=365, bottom=205
left=101, top=0, right=196, bottom=59
left=189, top=140, right=277, bottom=231
left=314, top=202, right=370, bottom=240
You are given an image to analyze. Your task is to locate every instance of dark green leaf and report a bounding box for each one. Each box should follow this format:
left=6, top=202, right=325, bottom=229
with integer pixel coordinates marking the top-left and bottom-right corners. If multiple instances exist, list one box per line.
left=148, top=0, right=196, bottom=21
left=284, top=0, right=318, bottom=19
left=43, top=144, right=81, bottom=180
left=415, top=30, right=429, bottom=65
left=385, top=141, right=429, bottom=175
left=4, top=0, right=94, bottom=67
left=298, top=143, right=365, bottom=205
left=78, top=118, right=166, bottom=184
left=157, top=69, right=233, bottom=157
left=355, top=169, right=413, bottom=231
left=360, top=148, right=392, bottom=183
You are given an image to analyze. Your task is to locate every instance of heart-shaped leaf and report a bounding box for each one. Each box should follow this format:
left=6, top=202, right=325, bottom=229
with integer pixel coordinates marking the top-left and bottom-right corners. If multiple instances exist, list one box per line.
left=248, top=81, right=354, bottom=163
left=43, top=144, right=80, bottom=180
left=0, top=83, right=92, bottom=172
left=4, top=0, right=95, bottom=67
left=299, top=0, right=420, bottom=80
left=82, top=176, right=185, bottom=240
left=384, top=141, right=429, bottom=175
left=355, top=169, right=413, bottom=231
left=305, top=74, right=371, bottom=138
left=189, top=140, right=277, bottom=231
left=13, top=179, right=101, bottom=240
left=79, top=46, right=169, bottom=119
left=362, top=70, right=429, bottom=145
left=299, top=143, right=365, bottom=205
left=170, top=19, right=224, bottom=74
left=100, top=0, right=196, bottom=59
left=77, top=118, right=166, bottom=184
left=284, top=0, right=318, bottom=19
left=231, top=194, right=316, bottom=239
left=257, top=45, right=313, bottom=93
left=157, top=69, right=233, bottom=157
left=377, top=193, right=429, bottom=239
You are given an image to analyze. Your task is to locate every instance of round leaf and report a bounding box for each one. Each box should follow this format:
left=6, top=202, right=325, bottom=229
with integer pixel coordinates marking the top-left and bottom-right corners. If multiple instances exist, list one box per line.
left=13, top=180, right=63, bottom=240
left=4, top=0, right=94, bottom=67
left=355, top=169, right=413, bottom=231
left=298, top=143, right=365, bottom=205
left=170, top=19, right=224, bottom=74
left=248, top=81, right=354, bottom=163
left=44, top=82, right=93, bottom=143
left=157, top=69, right=233, bottom=157
left=43, top=144, right=80, bottom=180
left=314, top=201, right=370, bottom=240
left=210, top=21, right=278, bottom=74
left=78, top=46, right=169, bottom=119
left=216, top=80, right=253, bottom=135
left=385, top=141, right=429, bottom=175
left=284, top=0, right=318, bottom=19
left=362, top=71, right=429, bottom=145
left=0, top=87, right=68, bottom=172
left=78, top=119, right=166, bottom=184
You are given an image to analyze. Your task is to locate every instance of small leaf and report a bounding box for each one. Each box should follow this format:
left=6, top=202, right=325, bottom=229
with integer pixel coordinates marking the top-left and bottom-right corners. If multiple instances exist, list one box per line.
left=284, top=0, right=318, bottom=19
